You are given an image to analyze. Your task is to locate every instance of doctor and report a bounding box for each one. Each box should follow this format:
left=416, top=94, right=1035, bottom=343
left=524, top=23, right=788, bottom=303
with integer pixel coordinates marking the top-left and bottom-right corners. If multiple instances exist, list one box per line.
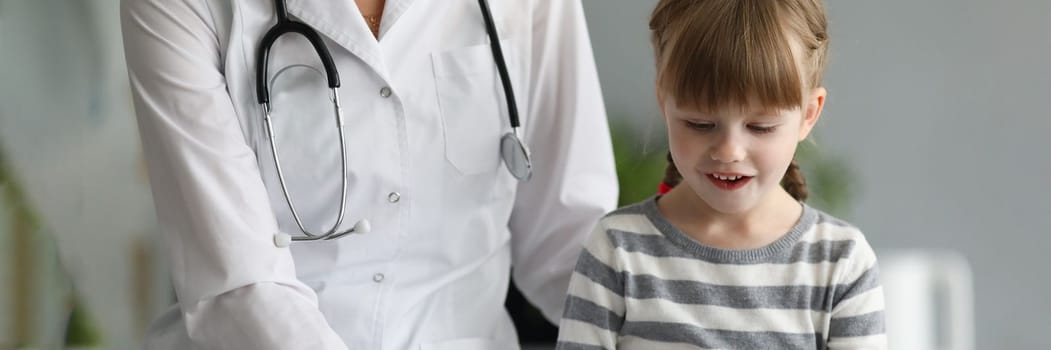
left=120, top=0, right=618, bottom=349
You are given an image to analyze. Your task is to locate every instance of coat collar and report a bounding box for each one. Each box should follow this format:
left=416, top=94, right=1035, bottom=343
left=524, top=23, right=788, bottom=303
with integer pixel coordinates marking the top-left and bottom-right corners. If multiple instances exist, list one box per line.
left=282, top=0, right=417, bottom=77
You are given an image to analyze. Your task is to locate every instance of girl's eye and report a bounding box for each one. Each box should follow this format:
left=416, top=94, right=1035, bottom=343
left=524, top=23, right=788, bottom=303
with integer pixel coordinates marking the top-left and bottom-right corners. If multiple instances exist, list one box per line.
left=686, top=121, right=715, bottom=131
left=748, top=125, right=778, bottom=134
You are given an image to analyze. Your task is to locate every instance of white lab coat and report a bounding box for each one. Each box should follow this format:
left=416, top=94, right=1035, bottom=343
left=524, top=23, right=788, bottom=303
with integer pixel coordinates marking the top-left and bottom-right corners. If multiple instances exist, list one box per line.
left=120, top=0, right=618, bottom=349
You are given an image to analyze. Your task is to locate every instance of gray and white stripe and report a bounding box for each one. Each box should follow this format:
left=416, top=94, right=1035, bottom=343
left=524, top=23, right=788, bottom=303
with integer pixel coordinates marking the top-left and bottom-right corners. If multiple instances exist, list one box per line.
left=556, top=198, right=887, bottom=350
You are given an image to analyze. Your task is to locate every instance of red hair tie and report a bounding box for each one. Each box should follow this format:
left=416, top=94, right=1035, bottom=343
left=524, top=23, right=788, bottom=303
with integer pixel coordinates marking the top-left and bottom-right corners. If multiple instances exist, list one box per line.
left=657, top=182, right=673, bottom=195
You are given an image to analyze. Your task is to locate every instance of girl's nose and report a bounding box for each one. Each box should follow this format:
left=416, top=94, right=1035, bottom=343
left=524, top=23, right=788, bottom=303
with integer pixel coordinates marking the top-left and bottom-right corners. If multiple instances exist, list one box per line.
left=710, top=132, right=745, bottom=163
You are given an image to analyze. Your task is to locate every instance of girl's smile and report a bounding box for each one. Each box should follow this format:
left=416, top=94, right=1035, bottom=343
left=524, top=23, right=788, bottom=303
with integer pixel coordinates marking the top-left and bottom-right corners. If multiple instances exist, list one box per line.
left=706, top=173, right=753, bottom=191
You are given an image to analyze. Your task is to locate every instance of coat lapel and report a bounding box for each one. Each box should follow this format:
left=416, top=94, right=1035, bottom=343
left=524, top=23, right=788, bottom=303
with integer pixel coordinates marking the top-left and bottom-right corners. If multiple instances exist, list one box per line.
left=282, top=0, right=393, bottom=78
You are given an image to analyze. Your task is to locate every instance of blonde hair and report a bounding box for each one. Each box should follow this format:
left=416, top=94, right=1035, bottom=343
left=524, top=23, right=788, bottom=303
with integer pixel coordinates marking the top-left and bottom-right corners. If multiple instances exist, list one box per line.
left=652, top=0, right=829, bottom=201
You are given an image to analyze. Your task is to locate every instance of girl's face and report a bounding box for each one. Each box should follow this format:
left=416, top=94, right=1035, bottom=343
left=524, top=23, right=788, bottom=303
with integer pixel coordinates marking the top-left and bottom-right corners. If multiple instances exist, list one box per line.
left=660, top=89, right=825, bottom=215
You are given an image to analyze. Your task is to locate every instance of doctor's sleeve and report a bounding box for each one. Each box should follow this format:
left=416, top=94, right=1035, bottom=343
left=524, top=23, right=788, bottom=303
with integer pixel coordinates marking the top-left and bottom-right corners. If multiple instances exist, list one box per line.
left=507, top=0, right=619, bottom=325
left=120, top=0, right=347, bottom=349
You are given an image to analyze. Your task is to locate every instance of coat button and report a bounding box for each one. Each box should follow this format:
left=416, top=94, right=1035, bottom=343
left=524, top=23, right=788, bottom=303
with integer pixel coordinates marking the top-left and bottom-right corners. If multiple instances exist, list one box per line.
left=388, top=192, right=401, bottom=203
left=379, top=86, right=392, bottom=98
left=373, top=273, right=385, bottom=283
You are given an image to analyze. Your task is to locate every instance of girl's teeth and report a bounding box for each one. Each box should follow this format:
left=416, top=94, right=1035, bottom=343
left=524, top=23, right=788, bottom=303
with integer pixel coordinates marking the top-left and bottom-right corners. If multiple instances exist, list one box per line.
left=715, top=175, right=741, bottom=181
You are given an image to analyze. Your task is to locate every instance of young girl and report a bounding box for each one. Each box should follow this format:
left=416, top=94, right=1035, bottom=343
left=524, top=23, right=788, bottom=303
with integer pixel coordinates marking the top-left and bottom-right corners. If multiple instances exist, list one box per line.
left=556, top=0, right=886, bottom=349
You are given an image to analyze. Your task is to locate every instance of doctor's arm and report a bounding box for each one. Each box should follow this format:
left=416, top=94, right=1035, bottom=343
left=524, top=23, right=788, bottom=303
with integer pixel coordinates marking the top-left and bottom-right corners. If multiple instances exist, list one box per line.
left=120, top=0, right=347, bottom=348
left=508, top=0, right=619, bottom=324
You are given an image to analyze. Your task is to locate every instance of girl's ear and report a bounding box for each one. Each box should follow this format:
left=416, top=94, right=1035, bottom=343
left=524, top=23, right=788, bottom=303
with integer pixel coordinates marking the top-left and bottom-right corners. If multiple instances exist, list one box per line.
left=798, top=87, right=826, bottom=141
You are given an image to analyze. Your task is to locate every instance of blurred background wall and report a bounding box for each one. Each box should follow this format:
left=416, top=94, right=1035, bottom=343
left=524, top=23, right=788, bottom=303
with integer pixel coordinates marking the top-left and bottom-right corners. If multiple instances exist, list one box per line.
left=1, top=0, right=1048, bottom=349
left=0, top=0, right=169, bottom=349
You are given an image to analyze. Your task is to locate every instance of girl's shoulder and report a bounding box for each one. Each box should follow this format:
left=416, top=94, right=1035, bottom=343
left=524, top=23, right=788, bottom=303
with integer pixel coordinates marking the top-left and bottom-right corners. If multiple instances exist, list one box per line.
left=596, top=197, right=662, bottom=233
left=803, top=206, right=871, bottom=244
left=578, top=198, right=665, bottom=253
left=801, top=206, right=879, bottom=266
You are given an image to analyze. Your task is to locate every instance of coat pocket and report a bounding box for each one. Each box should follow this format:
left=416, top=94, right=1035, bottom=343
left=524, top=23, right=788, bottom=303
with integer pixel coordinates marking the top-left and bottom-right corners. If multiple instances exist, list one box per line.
left=431, top=40, right=516, bottom=175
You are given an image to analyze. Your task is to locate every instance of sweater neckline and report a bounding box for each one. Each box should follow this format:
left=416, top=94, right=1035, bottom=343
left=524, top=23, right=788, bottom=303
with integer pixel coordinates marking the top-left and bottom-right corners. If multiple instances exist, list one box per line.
left=640, top=196, right=818, bottom=262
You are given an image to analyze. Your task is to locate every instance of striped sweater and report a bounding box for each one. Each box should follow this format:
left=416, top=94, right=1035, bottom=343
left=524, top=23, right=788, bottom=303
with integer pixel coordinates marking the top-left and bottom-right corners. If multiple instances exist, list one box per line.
left=556, top=197, right=886, bottom=349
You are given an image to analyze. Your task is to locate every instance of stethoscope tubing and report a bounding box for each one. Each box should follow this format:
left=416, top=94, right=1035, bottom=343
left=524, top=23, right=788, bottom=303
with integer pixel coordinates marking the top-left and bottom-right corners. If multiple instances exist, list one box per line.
left=477, top=0, right=520, bottom=130
left=257, top=0, right=527, bottom=242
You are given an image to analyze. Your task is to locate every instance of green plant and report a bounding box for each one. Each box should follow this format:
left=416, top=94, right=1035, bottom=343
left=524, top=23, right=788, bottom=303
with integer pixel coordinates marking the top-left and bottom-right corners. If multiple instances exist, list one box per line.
left=794, top=140, right=857, bottom=218
left=1, top=145, right=103, bottom=347
left=65, top=294, right=104, bottom=346
left=611, top=121, right=668, bottom=207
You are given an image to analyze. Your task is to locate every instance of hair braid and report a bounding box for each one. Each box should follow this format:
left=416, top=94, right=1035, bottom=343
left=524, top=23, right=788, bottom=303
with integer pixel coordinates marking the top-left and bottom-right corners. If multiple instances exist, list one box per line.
left=662, top=151, right=683, bottom=189
left=781, top=159, right=808, bottom=201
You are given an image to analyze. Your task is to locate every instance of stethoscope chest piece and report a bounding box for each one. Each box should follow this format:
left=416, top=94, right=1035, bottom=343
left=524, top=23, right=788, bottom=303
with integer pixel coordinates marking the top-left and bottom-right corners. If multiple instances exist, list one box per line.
left=501, top=130, right=532, bottom=181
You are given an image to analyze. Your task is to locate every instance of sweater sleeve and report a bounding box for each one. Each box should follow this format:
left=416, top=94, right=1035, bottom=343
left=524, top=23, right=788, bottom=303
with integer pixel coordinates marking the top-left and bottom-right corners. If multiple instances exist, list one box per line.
left=556, top=224, right=625, bottom=350
left=827, top=235, right=888, bottom=349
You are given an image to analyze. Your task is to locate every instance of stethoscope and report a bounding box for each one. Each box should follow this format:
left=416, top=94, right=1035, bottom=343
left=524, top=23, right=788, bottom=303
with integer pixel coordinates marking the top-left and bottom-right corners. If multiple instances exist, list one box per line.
left=258, top=0, right=532, bottom=246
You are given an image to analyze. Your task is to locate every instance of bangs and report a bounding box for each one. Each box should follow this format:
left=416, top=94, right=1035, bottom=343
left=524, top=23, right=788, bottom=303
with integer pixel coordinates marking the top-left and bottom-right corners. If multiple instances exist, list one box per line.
left=655, top=0, right=805, bottom=112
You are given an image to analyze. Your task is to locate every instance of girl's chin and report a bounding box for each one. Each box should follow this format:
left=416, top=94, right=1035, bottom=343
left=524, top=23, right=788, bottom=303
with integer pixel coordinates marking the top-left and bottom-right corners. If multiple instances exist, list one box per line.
left=693, top=190, right=760, bottom=215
